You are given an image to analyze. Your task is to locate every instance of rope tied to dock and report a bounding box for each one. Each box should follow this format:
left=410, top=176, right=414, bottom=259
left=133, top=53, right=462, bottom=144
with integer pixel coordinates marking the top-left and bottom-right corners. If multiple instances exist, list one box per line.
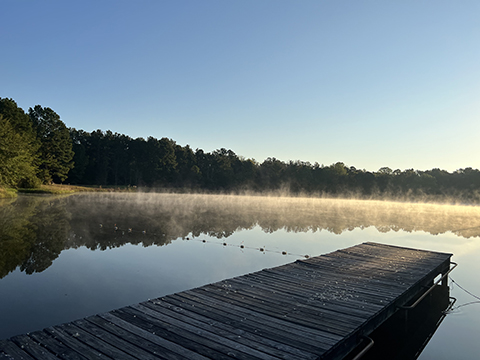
left=444, top=277, right=480, bottom=313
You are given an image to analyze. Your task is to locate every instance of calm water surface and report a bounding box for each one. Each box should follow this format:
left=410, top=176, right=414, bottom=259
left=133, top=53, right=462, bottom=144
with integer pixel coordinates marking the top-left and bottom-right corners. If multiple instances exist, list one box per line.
left=1, top=193, right=479, bottom=359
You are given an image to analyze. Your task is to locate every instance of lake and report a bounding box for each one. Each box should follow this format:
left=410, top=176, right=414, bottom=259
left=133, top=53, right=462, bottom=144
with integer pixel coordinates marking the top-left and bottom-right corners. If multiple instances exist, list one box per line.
left=1, top=193, right=479, bottom=359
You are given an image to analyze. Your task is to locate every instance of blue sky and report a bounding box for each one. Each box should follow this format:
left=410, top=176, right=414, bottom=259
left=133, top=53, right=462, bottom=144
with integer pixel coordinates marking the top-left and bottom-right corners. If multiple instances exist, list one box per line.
left=2, top=1, right=479, bottom=172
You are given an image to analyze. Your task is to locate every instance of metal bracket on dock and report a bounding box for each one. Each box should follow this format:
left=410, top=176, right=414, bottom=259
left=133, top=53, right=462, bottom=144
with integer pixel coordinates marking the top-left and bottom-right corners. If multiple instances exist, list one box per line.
left=351, top=336, right=375, bottom=360
left=400, top=262, right=458, bottom=310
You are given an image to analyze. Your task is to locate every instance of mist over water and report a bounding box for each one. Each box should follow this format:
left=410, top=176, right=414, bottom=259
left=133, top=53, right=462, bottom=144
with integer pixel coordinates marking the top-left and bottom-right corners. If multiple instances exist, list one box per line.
left=1, top=193, right=479, bottom=359
left=69, top=192, right=480, bottom=241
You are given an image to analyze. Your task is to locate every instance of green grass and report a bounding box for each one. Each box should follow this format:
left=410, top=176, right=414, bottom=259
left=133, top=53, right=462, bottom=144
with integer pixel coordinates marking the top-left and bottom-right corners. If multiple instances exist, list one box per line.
left=16, top=184, right=138, bottom=195
left=0, top=187, right=18, bottom=198
left=1, top=183, right=137, bottom=197
left=16, top=184, right=105, bottom=194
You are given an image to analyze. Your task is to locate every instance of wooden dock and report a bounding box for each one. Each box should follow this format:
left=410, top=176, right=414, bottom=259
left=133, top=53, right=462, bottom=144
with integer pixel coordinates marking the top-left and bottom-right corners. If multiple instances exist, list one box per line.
left=0, top=242, right=453, bottom=360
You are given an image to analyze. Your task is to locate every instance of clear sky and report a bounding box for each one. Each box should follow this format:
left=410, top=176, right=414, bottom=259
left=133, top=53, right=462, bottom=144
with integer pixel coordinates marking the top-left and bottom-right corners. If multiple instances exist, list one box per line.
left=2, top=1, right=479, bottom=172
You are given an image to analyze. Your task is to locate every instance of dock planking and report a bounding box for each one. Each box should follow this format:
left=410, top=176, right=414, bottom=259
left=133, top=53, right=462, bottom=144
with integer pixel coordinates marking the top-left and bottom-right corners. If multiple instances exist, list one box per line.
left=1, top=242, right=453, bottom=360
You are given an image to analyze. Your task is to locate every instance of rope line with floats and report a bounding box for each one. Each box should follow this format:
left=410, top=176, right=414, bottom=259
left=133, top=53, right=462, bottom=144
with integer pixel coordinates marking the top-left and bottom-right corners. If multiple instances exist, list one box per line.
left=101, top=224, right=311, bottom=259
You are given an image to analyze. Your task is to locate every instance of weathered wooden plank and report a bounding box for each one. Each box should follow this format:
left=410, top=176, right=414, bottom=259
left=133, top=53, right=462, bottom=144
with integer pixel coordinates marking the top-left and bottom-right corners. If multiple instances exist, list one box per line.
left=337, top=248, right=445, bottom=266
left=54, top=323, right=136, bottom=360
left=181, top=289, right=335, bottom=351
left=276, top=259, right=423, bottom=287
left=10, top=335, right=58, bottom=360
left=84, top=315, right=187, bottom=360
left=228, top=271, right=387, bottom=312
left=113, top=307, right=248, bottom=360
left=143, top=299, right=311, bottom=360
left=263, top=263, right=404, bottom=291
left=72, top=318, right=161, bottom=360
left=160, top=294, right=321, bottom=359
left=206, top=277, right=365, bottom=331
left=98, top=312, right=208, bottom=360
left=247, top=269, right=404, bottom=303
left=200, top=284, right=343, bottom=338
left=325, top=242, right=439, bottom=269
left=322, top=251, right=444, bottom=275
left=266, top=260, right=435, bottom=301
left=44, top=327, right=113, bottom=360
left=322, top=252, right=449, bottom=275
left=121, top=305, right=277, bottom=360
left=199, top=284, right=369, bottom=336
left=28, top=331, right=88, bottom=360
left=266, top=261, right=415, bottom=289
left=235, top=273, right=399, bottom=315
left=206, top=278, right=362, bottom=335
left=0, top=340, right=36, bottom=360
left=339, top=247, right=446, bottom=264
left=131, top=303, right=281, bottom=360
left=358, top=242, right=451, bottom=260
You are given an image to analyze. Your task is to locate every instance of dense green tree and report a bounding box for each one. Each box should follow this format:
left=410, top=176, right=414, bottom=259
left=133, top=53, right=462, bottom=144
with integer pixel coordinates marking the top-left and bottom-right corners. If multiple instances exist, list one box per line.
left=174, top=144, right=200, bottom=186
left=209, top=148, right=237, bottom=189
left=0, top=116, right=39, bottom=187
left=29, top=105, right=74, bottom=183
left=0, top=98, right=36, bottom=138
left=153, top=137, right=177, bottom=185
left=128, top=137, right=148, bottom=185
left=0, top=99, right=40, bottom=188
left=324, top=162, right=348, bottom=193
left=109, top=133, right=131, bottom=186
left=195, top=149, right=213, bottom=188
left=286, top=160, right=314, bottom=193
left=67, top=129, right=90, bottom=184
left=259, top=157, right=287, bottom=190
left=234, top=157, right=257, bottom=190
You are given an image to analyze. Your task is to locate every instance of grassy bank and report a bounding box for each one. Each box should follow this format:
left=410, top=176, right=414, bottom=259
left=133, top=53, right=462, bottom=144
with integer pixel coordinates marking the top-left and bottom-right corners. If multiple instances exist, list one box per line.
left=0, top=184, right=139, bottom=198
left=15, top=184, right=139, bottom=195
left=0, top=187, right=18, bottom=198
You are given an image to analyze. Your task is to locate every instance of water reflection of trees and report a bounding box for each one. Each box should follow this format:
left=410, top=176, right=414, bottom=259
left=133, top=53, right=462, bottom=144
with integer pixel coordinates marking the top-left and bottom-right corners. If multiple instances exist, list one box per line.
left=0, top=196, right=70, bottom=278
left=1, top=193, right=480, bottom=278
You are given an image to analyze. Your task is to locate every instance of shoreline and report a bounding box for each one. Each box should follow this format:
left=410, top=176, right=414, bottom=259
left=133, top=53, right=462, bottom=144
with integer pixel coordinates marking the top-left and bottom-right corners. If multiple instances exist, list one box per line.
left=0, top=184, right=137, bottom=198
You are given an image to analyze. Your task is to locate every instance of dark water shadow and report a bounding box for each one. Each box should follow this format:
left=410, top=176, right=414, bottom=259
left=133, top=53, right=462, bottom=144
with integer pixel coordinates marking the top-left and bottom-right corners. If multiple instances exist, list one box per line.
left=345, top=284, right=452, bottom=360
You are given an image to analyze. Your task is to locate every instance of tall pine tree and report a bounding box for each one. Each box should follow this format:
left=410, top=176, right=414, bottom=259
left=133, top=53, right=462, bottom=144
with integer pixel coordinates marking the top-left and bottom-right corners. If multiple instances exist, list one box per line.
left=29, top=105, right=74, bottom=183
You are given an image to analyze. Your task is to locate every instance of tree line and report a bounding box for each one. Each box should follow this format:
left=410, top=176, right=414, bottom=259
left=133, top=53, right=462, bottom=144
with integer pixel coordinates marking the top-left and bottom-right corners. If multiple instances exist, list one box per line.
left=2, top=97, right=480, bottom=202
